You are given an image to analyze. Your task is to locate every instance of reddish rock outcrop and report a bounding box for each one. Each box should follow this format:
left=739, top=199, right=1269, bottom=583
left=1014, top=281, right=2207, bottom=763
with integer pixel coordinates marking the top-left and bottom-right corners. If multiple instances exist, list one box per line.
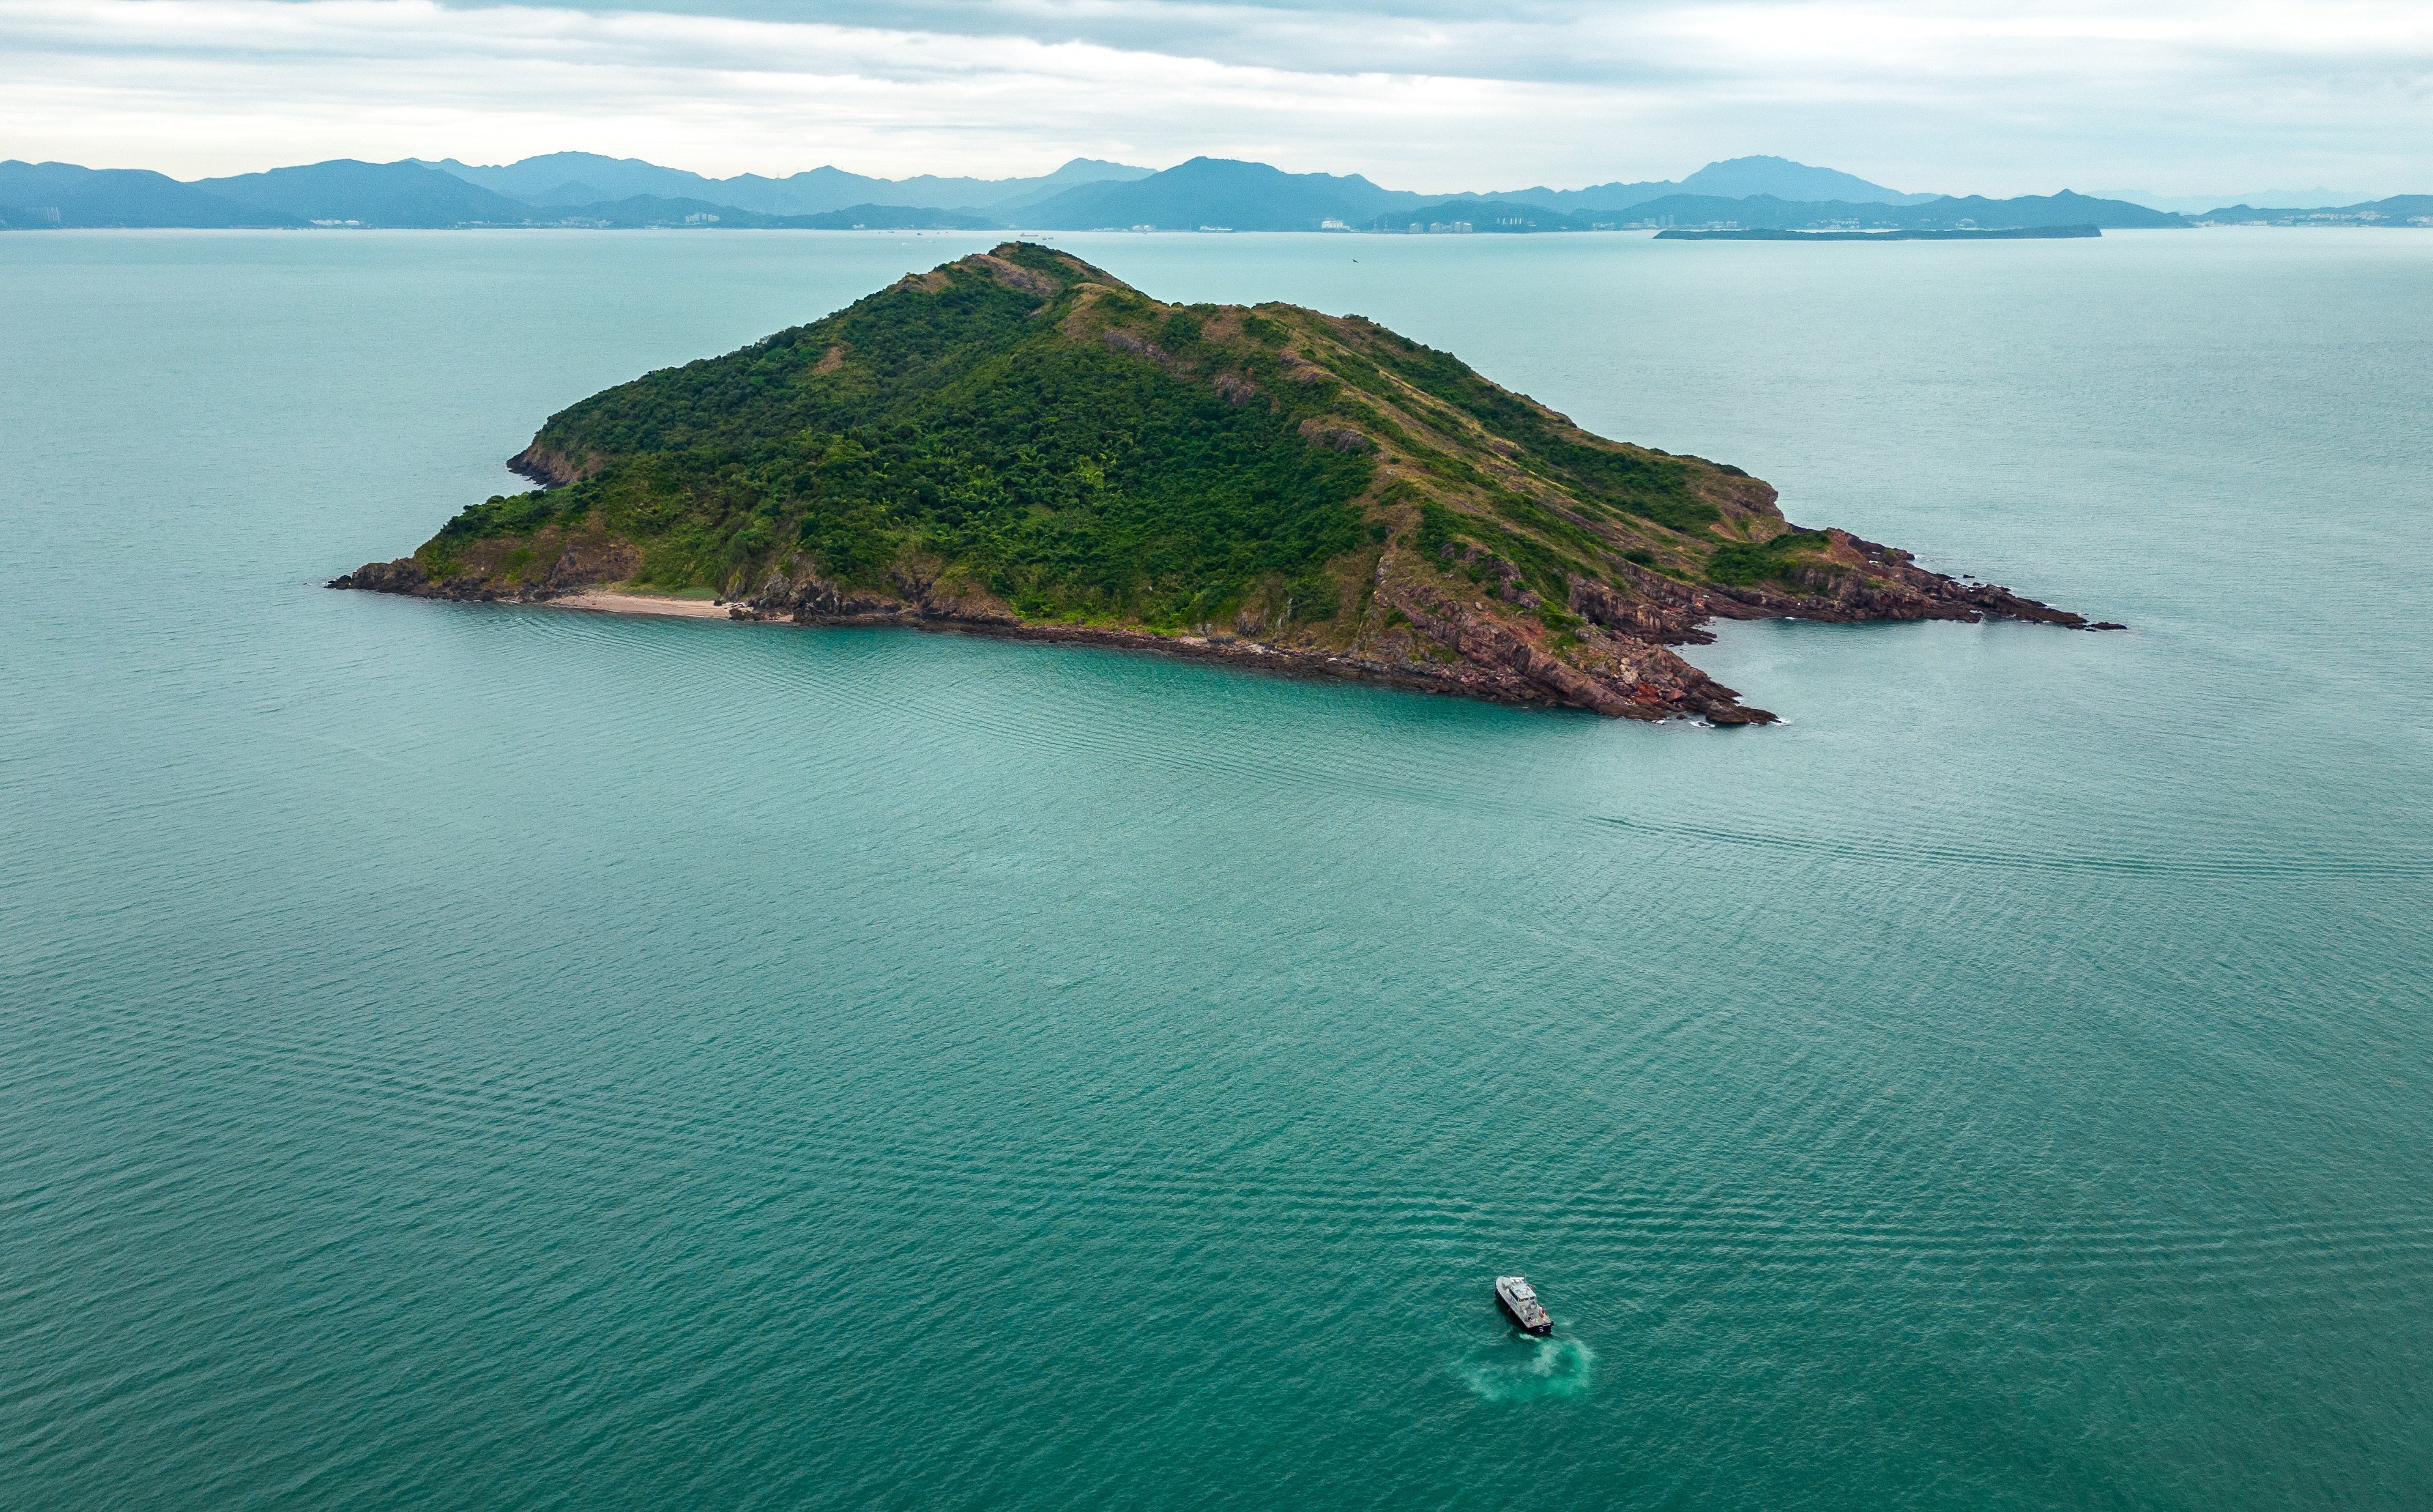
left=506, top=445, right=593, bottom=489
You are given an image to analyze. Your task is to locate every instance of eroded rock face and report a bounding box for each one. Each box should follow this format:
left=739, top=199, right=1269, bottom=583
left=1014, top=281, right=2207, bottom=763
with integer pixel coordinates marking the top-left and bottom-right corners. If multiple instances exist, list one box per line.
left=329, top=558, right=428, bottom=594
left=1565, top=532, right=2092, bottom=634
left=330, top=526, right=638, bottom=604
left=544, top=534, right=642, bottom=591
left=1566, top=576, right=1712, bottom=644
left=506, top=445, right=593, bottom=489
left=722, top=561, right=1017, bottom=627
left=1384, top=577, right=1771, bottom=724
left=1297, top=418, right=1372, bottom=453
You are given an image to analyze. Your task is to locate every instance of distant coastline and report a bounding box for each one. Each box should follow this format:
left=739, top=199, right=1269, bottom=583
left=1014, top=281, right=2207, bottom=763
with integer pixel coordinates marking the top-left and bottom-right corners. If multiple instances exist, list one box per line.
left=10, top=152, right=2426, bottom=235
left=1656, top=224, right=2101, bottom=241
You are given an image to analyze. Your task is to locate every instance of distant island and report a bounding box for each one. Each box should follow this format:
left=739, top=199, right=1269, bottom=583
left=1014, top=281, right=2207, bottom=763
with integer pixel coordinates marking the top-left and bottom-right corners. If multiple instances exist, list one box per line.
left=334, top=245, right=2106, bottom=723
left=1656, top=225, right=2100, bottom=241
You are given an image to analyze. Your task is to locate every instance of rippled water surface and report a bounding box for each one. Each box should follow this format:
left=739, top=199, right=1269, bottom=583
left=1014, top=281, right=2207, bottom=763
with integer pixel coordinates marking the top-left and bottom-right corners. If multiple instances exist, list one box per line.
left=4, top=229, right=2430, bottom=1509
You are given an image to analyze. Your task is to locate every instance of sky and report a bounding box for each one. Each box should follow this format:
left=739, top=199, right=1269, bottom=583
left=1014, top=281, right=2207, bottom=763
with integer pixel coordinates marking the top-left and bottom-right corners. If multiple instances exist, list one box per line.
left=2, top=0, right=2428, bottom=194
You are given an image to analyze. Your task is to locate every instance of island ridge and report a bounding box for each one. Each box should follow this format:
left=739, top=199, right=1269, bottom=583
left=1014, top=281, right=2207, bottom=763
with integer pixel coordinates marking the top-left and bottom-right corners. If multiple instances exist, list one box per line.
left=336, top=243, right=2101, bottom=721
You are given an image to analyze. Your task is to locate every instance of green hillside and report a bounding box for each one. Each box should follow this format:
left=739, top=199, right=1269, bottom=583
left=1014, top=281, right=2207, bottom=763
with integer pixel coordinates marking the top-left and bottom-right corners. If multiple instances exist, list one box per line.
left=342, top=243, right=2091, bottom=721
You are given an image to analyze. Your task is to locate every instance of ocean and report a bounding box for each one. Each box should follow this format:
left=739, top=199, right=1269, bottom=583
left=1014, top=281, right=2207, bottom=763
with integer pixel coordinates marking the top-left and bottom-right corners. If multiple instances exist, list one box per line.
left=3, top=227, right=2428, bottom=1508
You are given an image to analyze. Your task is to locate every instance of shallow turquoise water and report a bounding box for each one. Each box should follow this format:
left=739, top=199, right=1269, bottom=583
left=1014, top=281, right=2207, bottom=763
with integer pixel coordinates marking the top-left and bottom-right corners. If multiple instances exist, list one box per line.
left=3, top=228, right=2430, bottom=1509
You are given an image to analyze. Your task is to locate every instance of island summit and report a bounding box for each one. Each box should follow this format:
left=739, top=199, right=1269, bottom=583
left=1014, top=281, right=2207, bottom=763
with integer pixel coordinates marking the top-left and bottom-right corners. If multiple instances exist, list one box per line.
left=336, top=243, right=2103, bottom=723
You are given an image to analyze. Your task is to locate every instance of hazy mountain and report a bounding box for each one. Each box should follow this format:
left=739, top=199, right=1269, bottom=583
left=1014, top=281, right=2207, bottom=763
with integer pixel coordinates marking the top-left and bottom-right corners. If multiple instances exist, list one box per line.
left=425, top=152, right=1917, bottom=221
left=519, top=180, right=617, bottom=208
left=2097, top=187, right=2374, bottom=214
left=1014, top=157, right=1421, bottom=229
left=0, top=154, right=2242, bottom=236
left=2195, top=195, right=2433, bottom=225
left=1602, top=189, right=2183, bottom=230
left=1364, top=189, right=2186, bottom=233
left=885, top=159, right=1152, bottom=211
left=427, top=153, right=725, bottom=203
left=198, top=160, right=534, bottom=226
left=1674, top=157, right=1933, bottom=203
left=986, top=161, right=1164, bottom=211
left=424, top=153, right=1149, bottom=215
left=0, top=160, right=295, bottom=228
left=1492, top=156, right=1935, bottom=213
left=1903, top=191, right=2186, bottom=230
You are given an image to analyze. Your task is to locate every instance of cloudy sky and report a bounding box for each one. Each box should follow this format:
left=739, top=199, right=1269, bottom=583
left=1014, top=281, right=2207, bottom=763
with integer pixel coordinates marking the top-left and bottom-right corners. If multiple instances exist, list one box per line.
left=3, top=0, right=2428, bottom=193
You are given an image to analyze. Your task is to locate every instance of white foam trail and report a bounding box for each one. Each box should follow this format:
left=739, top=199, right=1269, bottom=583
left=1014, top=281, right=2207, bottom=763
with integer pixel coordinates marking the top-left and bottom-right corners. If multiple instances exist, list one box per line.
left=1455, top=1334, right=1596, bottom=1403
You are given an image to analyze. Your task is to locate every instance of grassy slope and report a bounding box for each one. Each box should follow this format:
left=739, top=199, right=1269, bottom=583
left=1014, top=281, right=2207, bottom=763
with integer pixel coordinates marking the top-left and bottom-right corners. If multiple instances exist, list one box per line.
left=384, top=243, right=2077, bottom=717
left=416, top=245, right=1818, bottom=621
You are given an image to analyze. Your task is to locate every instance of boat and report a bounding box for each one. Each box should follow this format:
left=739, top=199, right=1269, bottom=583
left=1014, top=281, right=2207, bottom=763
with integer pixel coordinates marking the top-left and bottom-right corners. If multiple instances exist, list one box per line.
left=1494, top=1275, right=1550, bottom=1335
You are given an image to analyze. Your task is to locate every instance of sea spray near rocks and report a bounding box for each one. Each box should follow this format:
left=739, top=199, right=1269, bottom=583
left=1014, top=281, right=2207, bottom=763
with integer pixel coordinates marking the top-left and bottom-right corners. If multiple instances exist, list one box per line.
left=1456, top=1335, right=1596, bottom=1403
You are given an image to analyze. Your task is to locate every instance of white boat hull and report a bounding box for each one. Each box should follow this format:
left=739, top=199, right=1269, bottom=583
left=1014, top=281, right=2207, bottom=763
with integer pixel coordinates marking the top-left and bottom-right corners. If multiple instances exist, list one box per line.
left=1494, top=1275, right=1550, bottom=1335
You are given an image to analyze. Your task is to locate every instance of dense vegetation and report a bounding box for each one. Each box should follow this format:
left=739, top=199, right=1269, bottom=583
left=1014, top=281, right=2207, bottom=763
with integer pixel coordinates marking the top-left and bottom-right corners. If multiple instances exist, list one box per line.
left=405, top=242, right=1820, bottom=646
left=1706, top=529, right=1836, bottom=587
left=430, top=246, right=1384, bottom=625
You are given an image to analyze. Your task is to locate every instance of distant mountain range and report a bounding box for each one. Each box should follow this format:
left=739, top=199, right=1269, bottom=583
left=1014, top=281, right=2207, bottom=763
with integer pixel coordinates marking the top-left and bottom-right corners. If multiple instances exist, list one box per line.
left=2190, top=197, right=2433, bottom=228
left=198, top=159, right=535, bottom=226
left=417, top=152, right=1152, bottom=215
left=1372, top=189, right=2185, bottom=233
left=0, top=161, right=301, bottom=228
left=4, top=153, right=2425, bottom=234
left=2093, top=187, right=2376, bottom=214
left=1485, top=155, right=1942, bottom=213
left=1017, top=157, right=1420, bottom=230
left=0, top=154, right=1151, bottom=230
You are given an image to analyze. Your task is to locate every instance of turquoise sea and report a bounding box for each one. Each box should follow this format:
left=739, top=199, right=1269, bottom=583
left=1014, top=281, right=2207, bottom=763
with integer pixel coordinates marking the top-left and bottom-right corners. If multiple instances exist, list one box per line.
left=3, top=228, right=2430, bottom=1509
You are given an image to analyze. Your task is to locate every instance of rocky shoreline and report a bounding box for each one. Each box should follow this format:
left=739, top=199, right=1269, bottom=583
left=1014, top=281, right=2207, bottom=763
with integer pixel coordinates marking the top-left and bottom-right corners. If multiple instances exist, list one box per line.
left=332, top=532, right=2113, bottom=726
left=332, top=556, right=1730, bottom=718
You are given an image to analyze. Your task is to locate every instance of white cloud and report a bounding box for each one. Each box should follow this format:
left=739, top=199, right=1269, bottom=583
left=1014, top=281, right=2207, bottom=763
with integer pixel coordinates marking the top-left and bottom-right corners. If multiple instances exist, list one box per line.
left=1, top=0, right=2427, bottom=191
left=3, top=0, right=1565, bottom=180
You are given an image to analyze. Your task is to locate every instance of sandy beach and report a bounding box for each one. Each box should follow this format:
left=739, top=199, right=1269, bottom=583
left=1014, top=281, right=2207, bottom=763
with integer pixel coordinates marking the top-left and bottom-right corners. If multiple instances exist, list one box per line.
left=546, top=591, right=736, bottom=620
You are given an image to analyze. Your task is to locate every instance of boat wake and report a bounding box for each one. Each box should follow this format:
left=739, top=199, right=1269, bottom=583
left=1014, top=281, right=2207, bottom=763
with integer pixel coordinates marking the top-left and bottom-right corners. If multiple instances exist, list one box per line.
left=1454, top=1334, right=1596, bottom=1403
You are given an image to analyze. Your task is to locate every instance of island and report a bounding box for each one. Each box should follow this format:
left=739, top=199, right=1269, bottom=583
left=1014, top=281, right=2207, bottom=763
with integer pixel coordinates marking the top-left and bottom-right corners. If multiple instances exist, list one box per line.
left=335, top=242, right=2105, bottom=723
